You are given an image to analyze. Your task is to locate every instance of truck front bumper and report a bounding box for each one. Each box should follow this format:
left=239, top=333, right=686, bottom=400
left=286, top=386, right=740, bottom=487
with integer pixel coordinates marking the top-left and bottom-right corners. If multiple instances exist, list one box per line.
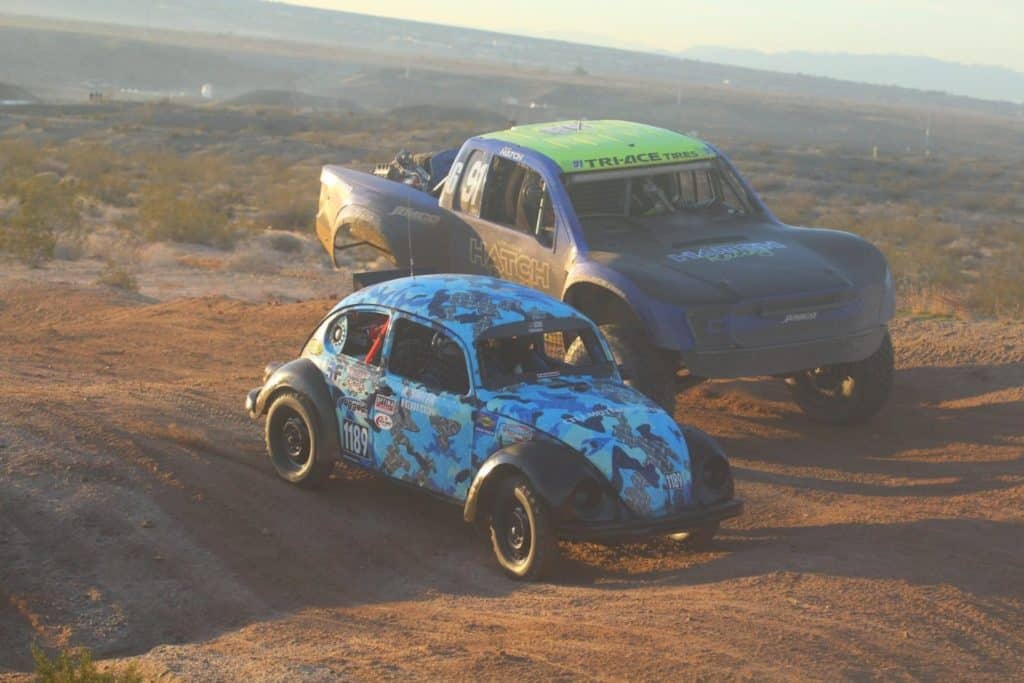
left=681, top=326, right=886, bottom=379
left=557, top=498, right=743, bottom=543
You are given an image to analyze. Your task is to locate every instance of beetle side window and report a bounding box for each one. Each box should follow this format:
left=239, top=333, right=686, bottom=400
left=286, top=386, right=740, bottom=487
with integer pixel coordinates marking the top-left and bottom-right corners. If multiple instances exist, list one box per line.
left=455, top=150, right=488, bottom=216
left=337, top=311, right=390, bottom=366
left=387, top=318, right=470, bottom=395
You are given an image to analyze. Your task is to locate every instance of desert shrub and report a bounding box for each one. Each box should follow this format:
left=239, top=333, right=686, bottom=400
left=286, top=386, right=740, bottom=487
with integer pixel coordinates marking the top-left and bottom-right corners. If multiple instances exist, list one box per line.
left=265, top=230, right=303, bottom=254
left=97, top=261, right=139, bottom=292
left=137, top=185, right=234, bottom=247
left=0, top=173, right=81, bottom=263
left=772, top=191, right=818, bottom=226
left=32, top=645, right=142, bottom=683
left=64, top=144, right=137, bottom=207
left=966, top=251, right=1024, bottom=318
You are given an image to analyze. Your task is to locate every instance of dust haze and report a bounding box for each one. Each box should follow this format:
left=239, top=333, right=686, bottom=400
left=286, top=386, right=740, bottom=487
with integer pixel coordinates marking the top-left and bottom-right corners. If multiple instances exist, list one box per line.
left=1, top=2, right=1022, bottom=680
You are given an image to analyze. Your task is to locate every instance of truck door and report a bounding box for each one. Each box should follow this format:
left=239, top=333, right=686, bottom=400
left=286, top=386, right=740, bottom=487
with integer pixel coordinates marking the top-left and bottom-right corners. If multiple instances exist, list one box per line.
left=447, top=150, right=564, bottom=297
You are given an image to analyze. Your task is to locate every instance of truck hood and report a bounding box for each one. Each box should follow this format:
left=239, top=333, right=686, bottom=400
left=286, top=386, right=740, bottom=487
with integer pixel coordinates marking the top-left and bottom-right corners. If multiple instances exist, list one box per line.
left=478, top=378, right=693, bottom=518
left=582, top=215, right=863, bottom=306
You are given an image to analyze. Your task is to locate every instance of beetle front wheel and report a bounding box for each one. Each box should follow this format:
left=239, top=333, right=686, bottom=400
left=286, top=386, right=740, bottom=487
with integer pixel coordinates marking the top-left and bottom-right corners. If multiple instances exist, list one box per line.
left=488, top=475, right=558, bottom=580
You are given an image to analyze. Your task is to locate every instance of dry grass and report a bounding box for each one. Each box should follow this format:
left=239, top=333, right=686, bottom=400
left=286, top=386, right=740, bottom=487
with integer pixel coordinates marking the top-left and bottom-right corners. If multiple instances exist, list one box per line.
left=1, top=104, right=1022, bottom=318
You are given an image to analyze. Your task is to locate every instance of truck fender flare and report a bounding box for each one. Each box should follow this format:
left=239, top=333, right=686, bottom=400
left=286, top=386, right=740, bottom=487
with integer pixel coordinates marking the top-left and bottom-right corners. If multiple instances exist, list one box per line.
left=463, top=440, right=608, bottom=523
left=254, top=358, right=341, bottom=463
left=333, top=204, right=391, bottom=259
left=562, top=267, right=655, bottom=331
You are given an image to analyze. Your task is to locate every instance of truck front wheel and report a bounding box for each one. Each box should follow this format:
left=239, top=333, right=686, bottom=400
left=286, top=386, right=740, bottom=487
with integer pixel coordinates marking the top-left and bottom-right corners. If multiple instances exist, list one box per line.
left=568, top=323, right=676, bottom=411
left=786, top=331, right=894, bottom=425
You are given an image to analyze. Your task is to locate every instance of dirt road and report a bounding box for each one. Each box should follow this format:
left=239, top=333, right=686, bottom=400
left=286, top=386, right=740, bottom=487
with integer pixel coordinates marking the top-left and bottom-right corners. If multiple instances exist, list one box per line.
left=1, top=279, right=1022, bottom=680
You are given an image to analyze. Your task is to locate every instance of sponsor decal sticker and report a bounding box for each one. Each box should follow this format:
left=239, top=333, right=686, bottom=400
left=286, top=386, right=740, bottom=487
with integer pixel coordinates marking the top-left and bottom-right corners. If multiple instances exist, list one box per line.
left=374, top=395, right=396, bottom=416
left=663, top=472, right=685, bottom=490
left=338, top=396, right=368, bottom=418
left=572, top=149, right=705, bottom=171
left=341, top=419, right=370, bottom=461
left=374, top=414, right=393, bottom=431
left=498, top=146, right=525, bottom=162
left=538, top=123, right=581, bottom=136
left=668, top=240, right=787, bottom=264
left=390, top=205, right=441, bottom=225
left=499, top=422, right=534, bottom=445
left=475, top=412, right=498, bottom=435
left=401, top=397, right=434, bottom=415
left=782, top=311, right=818, bottom=323
left=469, top=237, right=551, bottom=290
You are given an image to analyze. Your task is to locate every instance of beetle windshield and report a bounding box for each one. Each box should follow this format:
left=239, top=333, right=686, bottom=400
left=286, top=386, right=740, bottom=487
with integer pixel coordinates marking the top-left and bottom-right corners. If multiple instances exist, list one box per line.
left=475, top=320, right=614, bottom=389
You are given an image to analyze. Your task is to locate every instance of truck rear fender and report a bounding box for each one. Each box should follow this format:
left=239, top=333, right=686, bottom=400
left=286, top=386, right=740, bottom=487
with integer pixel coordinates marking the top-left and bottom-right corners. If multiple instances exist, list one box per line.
left=319, top=165, right=449, bottom=269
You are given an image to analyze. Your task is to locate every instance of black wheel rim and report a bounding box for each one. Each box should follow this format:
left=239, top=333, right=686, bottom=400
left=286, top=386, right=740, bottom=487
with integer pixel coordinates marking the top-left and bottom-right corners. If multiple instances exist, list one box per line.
left=274, top=409, right=311, bottom=470
left=497, top=501, right=532, bottom=564
left=804, top=366, right=855, bottom=401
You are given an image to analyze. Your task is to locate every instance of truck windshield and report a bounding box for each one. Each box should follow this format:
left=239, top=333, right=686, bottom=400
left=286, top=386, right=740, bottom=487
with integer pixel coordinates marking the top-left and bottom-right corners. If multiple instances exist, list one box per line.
left=565, top=159, right=756, bottom=221
left=475, top=323, right=615, bottom=390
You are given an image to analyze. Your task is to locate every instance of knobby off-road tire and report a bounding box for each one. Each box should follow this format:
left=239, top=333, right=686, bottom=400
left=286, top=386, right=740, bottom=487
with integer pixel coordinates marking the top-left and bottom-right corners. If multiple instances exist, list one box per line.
left=787, top=331, right=895, bottom=426
left=566, top=323, right=676, bottom=411
left=265, top=391, right=333, bottom=488
left=488, top=475, right=558, bottom=580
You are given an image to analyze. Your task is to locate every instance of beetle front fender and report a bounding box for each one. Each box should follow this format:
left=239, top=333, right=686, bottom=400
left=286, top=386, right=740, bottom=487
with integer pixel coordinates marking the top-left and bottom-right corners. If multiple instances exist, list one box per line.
left=253, top=358, right=341, bottom=463
left=463, top=440, right=612, bottom=523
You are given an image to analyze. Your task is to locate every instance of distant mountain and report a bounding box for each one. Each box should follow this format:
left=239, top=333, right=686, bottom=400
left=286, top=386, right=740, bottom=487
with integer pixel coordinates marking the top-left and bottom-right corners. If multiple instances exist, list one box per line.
left=1, top=0, right=1022, bottom=113
left=680, top=47, right=1024, bottom=104
left=0, top=81, right=36, bottom=102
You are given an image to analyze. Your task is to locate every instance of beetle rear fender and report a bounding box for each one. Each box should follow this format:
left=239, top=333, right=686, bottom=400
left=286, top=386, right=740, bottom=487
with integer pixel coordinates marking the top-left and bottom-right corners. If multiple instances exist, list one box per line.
left=463, top=440, right=618, bottom=524
left=254, top=358, right=341, bottom=463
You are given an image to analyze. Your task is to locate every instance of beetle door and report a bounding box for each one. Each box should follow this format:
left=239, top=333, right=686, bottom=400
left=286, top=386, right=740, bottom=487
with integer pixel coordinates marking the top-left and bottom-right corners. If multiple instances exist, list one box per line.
left=322, top=308, right=390, bottom=469
left=370, top=316, right=475, bottom=500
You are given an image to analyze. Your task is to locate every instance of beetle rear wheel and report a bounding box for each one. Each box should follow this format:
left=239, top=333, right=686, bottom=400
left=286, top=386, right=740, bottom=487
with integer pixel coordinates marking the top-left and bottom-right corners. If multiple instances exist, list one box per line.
left=266, top=391, right=333, bottom=488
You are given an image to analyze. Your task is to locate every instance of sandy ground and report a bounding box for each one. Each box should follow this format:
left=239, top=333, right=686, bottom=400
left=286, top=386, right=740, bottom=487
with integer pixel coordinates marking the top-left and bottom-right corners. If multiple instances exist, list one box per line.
left=0, top=266, right=1022, bottom=681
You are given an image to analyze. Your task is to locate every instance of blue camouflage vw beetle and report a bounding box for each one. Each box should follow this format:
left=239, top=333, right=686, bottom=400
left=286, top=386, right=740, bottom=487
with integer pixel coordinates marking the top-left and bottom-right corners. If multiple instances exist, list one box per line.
left=247, top=274, right=742, bottom=578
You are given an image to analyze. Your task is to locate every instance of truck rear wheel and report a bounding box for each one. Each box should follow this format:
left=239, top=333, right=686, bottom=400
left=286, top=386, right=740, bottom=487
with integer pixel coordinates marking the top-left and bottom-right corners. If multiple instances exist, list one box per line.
left=787, top=331, right=894, bottom=425
left=567, top=323, right=676, bottom=411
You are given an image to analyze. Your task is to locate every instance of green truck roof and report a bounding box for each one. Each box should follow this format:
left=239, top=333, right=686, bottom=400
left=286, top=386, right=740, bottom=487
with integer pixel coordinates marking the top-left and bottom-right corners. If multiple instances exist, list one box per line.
left=479, top=119, right=717, bottom=174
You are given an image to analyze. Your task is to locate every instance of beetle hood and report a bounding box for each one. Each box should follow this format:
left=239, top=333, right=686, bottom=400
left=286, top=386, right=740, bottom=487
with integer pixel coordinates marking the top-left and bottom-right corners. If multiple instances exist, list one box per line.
left=479, top=378, right=694, bottom=518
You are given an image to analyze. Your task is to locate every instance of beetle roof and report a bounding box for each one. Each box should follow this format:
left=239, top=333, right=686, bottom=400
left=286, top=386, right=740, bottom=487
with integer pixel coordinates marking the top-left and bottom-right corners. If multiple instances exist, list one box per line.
left=336, top=274, right=589, bottom=342
left=478, top=119, right=717, bottom=174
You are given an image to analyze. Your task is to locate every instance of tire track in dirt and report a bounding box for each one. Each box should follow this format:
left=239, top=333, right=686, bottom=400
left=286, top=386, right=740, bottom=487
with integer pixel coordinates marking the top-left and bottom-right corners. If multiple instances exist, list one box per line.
left=1, top=282, right=1023, bottom=679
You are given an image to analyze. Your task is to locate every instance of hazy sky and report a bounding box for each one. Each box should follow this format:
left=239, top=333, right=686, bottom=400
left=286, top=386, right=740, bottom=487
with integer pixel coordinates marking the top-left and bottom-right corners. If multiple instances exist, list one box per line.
left=280, top=1, right=1024, bottom=71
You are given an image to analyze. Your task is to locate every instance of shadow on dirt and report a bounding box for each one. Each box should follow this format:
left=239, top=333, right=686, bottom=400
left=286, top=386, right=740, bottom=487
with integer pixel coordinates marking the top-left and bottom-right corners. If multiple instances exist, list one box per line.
left=556, top=517, right=1024, bottom=602
left=692, top=364, right=1024, bottom=500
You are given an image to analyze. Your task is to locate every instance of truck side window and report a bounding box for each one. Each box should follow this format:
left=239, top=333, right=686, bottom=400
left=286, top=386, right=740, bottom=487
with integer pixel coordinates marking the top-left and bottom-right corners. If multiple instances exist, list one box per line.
left=480, top=156, right=554, bottom=246
left=455, top=150, right=488, bottom=216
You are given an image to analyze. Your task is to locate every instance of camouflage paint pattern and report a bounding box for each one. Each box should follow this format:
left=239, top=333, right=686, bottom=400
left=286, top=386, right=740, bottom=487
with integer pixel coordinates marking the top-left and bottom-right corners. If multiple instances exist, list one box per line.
left=304, top=274, right=694, bottom=519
